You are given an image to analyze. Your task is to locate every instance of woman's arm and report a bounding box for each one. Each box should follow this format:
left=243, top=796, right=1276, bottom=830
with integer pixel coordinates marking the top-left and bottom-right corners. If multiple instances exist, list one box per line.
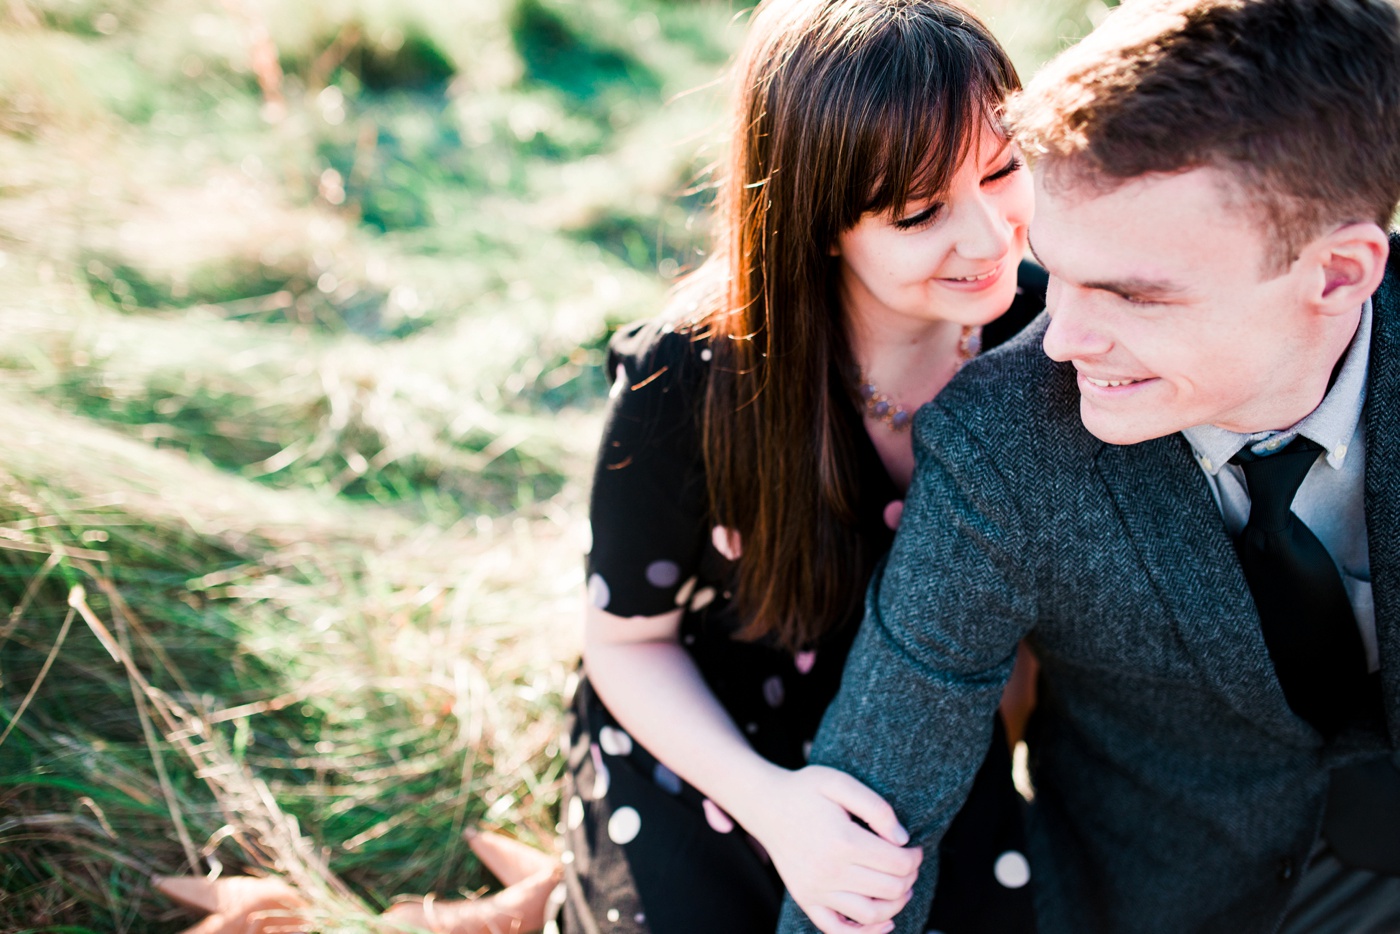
left=584, top=604, right=923, bottom=934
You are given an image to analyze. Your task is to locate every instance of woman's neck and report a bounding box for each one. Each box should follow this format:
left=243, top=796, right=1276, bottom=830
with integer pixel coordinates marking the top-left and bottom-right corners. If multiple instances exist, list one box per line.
left=845, top=312, right=973, bottom=493
left=846, top=313, right=969, bottom=406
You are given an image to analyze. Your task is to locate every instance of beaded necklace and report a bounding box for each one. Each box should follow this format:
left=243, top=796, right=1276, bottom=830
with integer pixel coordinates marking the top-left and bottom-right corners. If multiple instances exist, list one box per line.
left=856, top=324, right=982, bottom=432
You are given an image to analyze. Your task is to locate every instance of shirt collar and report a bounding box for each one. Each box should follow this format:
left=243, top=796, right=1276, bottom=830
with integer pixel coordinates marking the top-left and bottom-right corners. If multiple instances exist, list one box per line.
left=1182, top=297, right=1372, bottom=475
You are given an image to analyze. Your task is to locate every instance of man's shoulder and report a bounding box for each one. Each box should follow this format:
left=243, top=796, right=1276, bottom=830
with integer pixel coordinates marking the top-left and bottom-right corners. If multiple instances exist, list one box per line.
left=919, top=313, right=1096, bottom=468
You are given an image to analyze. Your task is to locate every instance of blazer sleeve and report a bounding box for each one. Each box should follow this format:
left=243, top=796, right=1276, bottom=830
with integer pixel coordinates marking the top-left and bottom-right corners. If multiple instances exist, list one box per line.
left=776, top=399, right=1040, bottom=934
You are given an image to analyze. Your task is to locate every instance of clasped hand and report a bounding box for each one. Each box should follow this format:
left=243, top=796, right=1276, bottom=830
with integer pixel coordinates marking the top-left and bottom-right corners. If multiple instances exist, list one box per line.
left=744, top=764, right=923, bottom=934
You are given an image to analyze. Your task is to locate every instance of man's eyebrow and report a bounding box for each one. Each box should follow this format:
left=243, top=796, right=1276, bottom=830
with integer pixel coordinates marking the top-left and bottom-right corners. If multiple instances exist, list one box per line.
left=1082, top=277, right=1189, bottom=299
left=1026, top=233, right=1187, bottom=299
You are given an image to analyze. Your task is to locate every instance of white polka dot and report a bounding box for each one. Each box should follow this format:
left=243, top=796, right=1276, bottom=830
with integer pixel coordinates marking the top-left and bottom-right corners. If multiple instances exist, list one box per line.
left=653, top=763, right=682, bottom=795
left=606, top=908, right=620, bottom=922
left=592, top=764, right=610, bottom=799
left=744, top=722, right=758, bottom=734
left=711, top=525, right=742, bottom=560
left=587, top=573, right=611, bottom=610
left=802, top=740, right=813, bottom=761
left=567, top=795, right=585, bottom=830
left=703, top=798, right=735, bottom=833
left=608, top=806, right=642, bottom=844
left=691, top=587, right=716, bottom=611
left=763, top=675, right=785, bottom=708
left=994, top=850, right=1031, bottom=888
left=794, top=650, right=817, bottom=674
left=645, top=559, right=681, bottom=588
left=635, top=913, right=646, bottom=924
left=700, top=348, right=713, bottom=362
left=674, top=575, right=697, bottom=606
left=560, top=849, right=575, bottom=864
left=883, top=499, right=905, bottom=530
left=598, top=725, right=634, bottom=757
left=682, top=633, right=696, bottom=645
left=589, top=745, right=611, bottom=799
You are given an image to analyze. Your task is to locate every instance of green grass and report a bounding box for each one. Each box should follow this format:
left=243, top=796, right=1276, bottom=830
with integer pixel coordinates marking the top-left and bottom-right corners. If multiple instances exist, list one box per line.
left=0, top=0, right=1110, bottom=929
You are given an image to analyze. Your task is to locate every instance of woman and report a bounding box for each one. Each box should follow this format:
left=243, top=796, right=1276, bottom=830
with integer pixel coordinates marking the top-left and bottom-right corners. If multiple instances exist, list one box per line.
left=565, top=1, right=1043, bottom=933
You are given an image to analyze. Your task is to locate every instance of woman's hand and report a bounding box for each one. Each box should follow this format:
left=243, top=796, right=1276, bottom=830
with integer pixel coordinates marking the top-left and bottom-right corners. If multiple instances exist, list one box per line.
left=741, top=765, right=923, bottom=934
left=584, top=610, right=921, bottom=933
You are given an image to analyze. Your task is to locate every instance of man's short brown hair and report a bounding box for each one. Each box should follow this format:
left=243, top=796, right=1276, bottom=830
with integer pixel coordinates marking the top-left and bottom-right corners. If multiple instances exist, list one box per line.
left=1008, top=0, right=1400, bottom=270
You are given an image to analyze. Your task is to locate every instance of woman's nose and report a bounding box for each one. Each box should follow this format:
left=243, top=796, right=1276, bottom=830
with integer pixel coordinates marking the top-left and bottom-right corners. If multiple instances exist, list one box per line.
left=954, top=193, right=1013, bottom=262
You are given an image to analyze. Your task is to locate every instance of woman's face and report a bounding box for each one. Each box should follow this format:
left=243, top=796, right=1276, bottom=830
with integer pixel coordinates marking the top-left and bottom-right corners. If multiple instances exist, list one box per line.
left=834, top=121, right=1033, bottom=332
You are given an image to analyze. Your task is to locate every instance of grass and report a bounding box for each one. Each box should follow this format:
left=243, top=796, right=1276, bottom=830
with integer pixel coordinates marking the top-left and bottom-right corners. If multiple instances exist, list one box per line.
left=0, top=0, right=1109, bottom=929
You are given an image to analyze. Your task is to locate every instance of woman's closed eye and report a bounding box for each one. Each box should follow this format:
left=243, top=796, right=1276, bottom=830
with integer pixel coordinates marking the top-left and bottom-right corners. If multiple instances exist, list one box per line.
left=892, top=157, right=1022, bottom=231
left=983, top=155, right=1022, bottom=185
left=893, top=202, right=942, bottom=231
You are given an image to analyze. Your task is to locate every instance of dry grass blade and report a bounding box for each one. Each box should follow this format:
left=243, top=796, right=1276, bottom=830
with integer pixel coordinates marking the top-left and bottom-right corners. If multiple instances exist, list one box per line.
left=65, top=572, right=374, bottom=924
left=0, top=602, right=73, bottom=749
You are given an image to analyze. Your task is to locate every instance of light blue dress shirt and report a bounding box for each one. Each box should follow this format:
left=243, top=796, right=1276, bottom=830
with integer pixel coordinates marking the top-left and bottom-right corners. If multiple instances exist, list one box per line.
left=1181, top=299, right=1375, bottom=671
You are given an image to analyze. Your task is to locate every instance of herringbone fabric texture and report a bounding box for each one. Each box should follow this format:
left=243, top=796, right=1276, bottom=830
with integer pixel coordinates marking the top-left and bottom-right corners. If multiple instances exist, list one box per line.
left=777, top=233, right=1400, bottom=934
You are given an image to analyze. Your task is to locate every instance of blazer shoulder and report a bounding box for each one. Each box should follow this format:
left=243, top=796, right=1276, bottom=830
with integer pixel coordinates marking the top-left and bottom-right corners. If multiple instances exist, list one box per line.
left=919, top=313, right=1098, bottom=469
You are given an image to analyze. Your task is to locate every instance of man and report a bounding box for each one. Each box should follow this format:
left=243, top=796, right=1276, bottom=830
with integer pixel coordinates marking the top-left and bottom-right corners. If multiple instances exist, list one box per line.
left=776, top=0, right=1400, bottom=931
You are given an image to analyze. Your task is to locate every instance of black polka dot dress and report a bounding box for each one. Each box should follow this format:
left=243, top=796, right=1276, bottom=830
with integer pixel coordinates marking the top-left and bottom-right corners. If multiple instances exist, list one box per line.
left=555, top=264, right=1048, bottom=934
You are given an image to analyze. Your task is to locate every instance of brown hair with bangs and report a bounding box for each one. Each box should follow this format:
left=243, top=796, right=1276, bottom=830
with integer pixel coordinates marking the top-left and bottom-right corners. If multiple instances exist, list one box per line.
left=685, top=0, right=1019, bottom=651
left=1007, top=0, right=1400, bottom=272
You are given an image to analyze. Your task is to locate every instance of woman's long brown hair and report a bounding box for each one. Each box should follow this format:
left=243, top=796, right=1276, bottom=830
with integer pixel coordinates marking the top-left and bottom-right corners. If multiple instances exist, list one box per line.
left=687, top=0, right=1019, bottom=652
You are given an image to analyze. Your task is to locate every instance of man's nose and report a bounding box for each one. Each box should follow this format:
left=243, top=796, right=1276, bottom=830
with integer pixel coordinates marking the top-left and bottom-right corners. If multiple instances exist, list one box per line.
left=1041, top=280, right=1111, bottom=363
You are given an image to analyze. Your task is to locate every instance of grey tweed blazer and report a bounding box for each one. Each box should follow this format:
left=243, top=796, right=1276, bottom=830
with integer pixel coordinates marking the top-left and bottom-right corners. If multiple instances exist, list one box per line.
left=776, top=236, right=1400, bottom=934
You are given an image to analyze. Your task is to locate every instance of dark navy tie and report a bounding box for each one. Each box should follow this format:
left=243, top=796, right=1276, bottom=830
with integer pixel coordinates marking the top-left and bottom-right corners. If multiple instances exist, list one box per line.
left=1234, top=439, right=1400, bottom=876
left=1231, top=436, right=1371, bottom=737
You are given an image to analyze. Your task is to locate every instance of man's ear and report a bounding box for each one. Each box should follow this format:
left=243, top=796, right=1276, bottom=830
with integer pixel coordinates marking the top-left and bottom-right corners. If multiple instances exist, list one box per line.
left=1304, top=222, right=1389, bottom=315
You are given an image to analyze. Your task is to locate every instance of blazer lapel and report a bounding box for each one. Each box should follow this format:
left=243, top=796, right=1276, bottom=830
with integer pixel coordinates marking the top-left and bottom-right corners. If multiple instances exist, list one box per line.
left=1095, top=434, right=1313, bottom=740
left=1366, top=241, right=1400, bottom=745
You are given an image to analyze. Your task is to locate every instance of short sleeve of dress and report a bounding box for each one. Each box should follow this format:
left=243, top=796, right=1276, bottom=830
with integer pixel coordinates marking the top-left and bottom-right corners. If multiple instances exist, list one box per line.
left=585, top=320, right=711, bottom=619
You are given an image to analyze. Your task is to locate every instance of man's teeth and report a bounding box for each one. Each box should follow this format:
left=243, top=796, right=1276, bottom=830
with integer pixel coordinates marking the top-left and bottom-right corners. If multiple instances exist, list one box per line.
left=1085, top=376, right=1143, bottom=388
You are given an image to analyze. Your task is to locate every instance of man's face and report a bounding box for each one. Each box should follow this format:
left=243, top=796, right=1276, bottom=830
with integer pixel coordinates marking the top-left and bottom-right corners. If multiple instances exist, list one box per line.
left=1032, top=165, right=1327, bottom=445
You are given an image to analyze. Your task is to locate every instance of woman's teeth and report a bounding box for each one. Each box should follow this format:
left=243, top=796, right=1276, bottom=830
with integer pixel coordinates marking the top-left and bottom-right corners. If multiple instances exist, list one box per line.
left=947, top=269, right=997, bottom=282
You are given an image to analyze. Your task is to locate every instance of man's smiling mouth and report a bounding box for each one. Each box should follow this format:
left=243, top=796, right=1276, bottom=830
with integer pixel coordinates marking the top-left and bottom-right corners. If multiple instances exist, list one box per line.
left=1083, top=376, right=1149, bottom=388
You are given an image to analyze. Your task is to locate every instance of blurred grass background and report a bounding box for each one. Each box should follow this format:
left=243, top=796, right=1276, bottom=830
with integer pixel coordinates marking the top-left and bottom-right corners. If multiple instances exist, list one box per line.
left=0, top=0, right=1112, bottom=929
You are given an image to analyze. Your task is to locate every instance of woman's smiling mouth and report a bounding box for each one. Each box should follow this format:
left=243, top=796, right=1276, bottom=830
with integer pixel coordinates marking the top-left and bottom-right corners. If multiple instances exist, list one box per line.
left=936, top=261, right=1006, bottom=291
left=944, top=268, right=999, bottom=283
